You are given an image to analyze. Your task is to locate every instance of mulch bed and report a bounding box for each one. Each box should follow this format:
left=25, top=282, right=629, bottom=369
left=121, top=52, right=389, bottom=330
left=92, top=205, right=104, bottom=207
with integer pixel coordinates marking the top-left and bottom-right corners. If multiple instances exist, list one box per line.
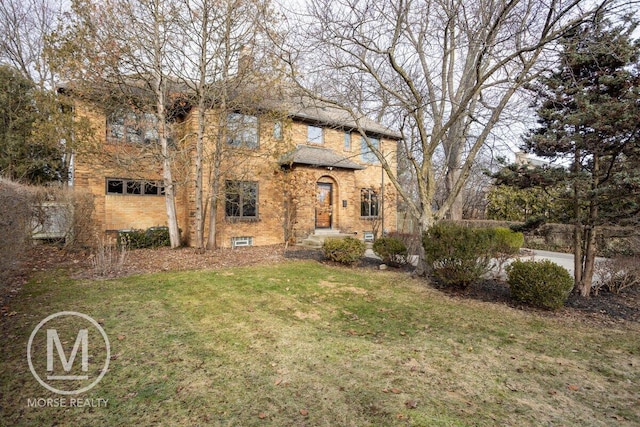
left=1, top=243, right=638, bottom=324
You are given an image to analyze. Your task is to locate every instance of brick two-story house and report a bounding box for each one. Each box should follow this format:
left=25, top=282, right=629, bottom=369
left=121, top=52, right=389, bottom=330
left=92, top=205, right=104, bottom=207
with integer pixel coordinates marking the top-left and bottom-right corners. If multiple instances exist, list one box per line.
left=68, top=87, right=400, bottom=248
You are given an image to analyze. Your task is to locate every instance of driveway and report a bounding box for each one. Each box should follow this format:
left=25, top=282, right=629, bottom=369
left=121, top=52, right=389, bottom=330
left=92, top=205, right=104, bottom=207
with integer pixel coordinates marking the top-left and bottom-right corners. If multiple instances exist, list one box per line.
left=520, top=249, right=607, bottom=278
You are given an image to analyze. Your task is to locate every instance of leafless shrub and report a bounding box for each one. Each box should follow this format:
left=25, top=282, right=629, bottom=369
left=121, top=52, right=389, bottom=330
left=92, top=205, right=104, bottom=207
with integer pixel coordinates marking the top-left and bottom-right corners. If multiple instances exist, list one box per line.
left=0, top=178, right=33, bottom=285
left=593, top=257, right=640, bottom=295
left=91, top=238, right=127, bottom=276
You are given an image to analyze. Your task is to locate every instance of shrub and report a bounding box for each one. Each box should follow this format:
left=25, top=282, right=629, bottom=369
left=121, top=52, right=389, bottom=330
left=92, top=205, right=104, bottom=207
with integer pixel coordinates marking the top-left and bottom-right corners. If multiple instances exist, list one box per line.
left=492, top=227, right=524, bottom=276
left=386, top=231, right=421, bottom=258
left=323, top=237, right=365, bottom=265
left=506, top=259, right=573, bottom=310
left=593, top=256, right=640, bottom=295
left=423, top=223, right=496, bottom=288
left=118, top=226, right=171, bottom=249
left=373, top=237, right=408, bottom=266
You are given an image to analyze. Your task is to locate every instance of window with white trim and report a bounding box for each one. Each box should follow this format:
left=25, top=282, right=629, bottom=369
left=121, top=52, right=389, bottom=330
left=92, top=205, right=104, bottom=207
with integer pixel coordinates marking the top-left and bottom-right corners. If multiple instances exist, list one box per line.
left=231, top=236, right=254, bottom=248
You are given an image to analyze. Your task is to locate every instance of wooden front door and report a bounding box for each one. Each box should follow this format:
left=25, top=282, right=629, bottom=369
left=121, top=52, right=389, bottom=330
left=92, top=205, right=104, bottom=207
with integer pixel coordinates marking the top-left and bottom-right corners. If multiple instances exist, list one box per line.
left=315, top=183, right=332, bottom=229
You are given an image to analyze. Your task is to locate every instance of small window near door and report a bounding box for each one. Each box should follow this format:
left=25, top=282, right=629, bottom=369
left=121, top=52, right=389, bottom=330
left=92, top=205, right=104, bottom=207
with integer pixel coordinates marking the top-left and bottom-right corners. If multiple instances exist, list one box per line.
left=344, top=131, right=351, bottom=151
left=360, top=188, right=379, bottom=217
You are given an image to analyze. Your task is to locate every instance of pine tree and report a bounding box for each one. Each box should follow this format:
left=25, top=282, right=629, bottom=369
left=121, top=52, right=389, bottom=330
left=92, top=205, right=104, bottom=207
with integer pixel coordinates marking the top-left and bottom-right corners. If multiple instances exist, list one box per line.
left=523, top=18, right=640, bottom=296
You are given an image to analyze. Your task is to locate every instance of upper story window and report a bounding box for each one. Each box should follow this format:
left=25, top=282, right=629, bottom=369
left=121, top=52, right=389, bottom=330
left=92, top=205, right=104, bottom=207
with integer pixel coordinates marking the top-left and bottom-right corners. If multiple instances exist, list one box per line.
left=107, top=111, right=159, bottom=144
left=344, top=131, right=351, bottom=151
left=227, top=113, right=259, bottom=148
left=225, top=180, right=258, bottom=219
left=307, top=125, right=323, bottom=144
left=273, top=120, right=283, bottom=140
left=360, top=136, right=380, bottom=164
left=106, top=178, right=164, bottom=196
left=360, top=188, right=379, bottom=218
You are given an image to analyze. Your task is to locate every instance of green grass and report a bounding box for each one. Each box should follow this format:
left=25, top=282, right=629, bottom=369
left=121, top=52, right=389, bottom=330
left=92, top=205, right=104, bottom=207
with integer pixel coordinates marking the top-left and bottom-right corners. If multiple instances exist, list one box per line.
left=1, top=261, right=639, bottom=426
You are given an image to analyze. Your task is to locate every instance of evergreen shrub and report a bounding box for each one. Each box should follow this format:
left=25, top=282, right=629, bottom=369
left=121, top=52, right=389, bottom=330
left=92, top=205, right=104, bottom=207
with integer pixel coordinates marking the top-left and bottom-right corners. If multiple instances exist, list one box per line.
left=422, top=223, right=496, bottom=288
left=506, top=259, right=573, bottom=310
left=323, top=237, right=365, bottom=265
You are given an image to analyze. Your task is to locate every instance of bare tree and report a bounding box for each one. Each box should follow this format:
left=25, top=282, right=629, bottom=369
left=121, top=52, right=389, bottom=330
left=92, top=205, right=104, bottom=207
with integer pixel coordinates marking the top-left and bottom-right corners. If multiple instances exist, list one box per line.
left=281, top=0, right=633, bottom=271
left=51, top=0, right=183, bottom=247
left=171, top=0, right=281, bottom=250
left=0, top=0, right=65, bottom=88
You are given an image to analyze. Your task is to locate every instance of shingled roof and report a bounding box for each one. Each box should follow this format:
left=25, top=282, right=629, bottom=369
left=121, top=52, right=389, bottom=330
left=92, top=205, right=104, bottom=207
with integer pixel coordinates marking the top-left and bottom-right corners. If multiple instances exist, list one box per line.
left=279, top=145, right=365, bottom=170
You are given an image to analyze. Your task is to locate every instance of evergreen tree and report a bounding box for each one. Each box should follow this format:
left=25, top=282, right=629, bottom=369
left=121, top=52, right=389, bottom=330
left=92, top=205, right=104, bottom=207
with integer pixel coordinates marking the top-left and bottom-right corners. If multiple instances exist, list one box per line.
left=0, top=65, right=65, bottom=184
left=522, top=18, right=640, bottom=296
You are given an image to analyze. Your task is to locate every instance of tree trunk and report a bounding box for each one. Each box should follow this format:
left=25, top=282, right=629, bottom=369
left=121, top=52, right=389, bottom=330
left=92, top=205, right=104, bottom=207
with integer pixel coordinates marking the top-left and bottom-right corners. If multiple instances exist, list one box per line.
left=194, top=103, right=205, bottom=252
left=206, top=196, right=218, bottom=250
left=578, top=154, right=600, bottom=297
left=572, top=149, right=583, bottom=289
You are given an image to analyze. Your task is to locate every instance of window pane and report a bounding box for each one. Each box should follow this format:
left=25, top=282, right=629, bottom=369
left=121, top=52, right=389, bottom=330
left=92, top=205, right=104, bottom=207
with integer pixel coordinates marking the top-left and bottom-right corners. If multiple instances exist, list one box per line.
left=308, top=126, right=323, bottom=144
left=108, top=114, right=125, bottom=139
left=274, top=121, right=283, bottom=140
left=225, top=181, right=241, bottom=217
left=144, top=182, right=159, bottom=195
left=107, top=179, right=124, bottom=194
left=360, top=136, right=380, bottom=163
left=126, top=181, right=141, bottom=194
left=242, top=182, right=257, bottom=217
left=344, top=132, right=351, bottom=150
left=227, top=113, right=258, bottom=148
left=360, top=188, right=378, bottom=217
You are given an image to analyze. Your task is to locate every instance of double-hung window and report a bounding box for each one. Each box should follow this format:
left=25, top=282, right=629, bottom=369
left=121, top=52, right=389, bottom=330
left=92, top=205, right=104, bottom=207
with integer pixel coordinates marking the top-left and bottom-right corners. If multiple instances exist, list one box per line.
left=225, top=180, right=258, bottom=219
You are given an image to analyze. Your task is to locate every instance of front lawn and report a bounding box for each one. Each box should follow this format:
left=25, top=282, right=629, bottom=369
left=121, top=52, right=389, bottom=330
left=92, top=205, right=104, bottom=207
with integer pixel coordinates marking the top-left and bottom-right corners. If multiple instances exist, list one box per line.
left=1, top=261, right=638, bottom=426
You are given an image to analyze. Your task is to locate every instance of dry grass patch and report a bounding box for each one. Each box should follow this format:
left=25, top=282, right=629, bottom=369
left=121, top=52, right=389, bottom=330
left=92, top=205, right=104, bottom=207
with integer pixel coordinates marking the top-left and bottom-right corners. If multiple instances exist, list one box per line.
left=0, top=261, right=638, bottom=426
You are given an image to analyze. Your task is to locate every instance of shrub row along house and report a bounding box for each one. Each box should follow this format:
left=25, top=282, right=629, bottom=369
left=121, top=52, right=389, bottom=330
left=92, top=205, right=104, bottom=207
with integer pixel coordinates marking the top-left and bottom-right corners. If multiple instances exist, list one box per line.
left=65, top=83, right=400, bottom=248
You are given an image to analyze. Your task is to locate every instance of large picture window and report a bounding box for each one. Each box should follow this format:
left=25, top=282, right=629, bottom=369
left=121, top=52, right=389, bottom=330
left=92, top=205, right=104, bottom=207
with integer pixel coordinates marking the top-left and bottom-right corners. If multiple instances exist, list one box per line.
left=225, top=180, right=258, bottom=219
left=360, top=188, right=379, bottom=218
left=107, top=111, right=159, bottom=144
left=227, top=113, right=259, bottom=148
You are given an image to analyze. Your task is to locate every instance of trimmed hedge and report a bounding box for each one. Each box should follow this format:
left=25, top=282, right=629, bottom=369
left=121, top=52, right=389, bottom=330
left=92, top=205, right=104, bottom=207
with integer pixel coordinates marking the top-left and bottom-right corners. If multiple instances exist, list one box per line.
left=373, top=236, right=408, bottom=266
left=423, top=223, right=496, bottom=288
left=506, top=259, right=574, bottom=310
left=323, top=237, right=365, bottom=265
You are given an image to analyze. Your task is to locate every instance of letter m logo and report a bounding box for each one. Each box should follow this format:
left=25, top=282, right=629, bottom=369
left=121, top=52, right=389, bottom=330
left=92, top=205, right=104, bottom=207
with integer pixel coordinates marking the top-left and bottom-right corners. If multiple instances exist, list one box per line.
left=46, top=329, right=89, bottom=380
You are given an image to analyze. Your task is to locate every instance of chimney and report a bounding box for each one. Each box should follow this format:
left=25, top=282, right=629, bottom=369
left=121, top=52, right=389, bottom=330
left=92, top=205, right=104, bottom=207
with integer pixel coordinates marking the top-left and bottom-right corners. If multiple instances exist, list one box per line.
left=238, top=45, right=254, bottom=76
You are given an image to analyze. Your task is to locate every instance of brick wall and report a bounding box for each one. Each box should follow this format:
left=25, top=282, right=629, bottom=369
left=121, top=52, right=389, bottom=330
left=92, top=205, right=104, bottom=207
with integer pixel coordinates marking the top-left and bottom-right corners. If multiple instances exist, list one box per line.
left=73, top=101, right=398, bottom=247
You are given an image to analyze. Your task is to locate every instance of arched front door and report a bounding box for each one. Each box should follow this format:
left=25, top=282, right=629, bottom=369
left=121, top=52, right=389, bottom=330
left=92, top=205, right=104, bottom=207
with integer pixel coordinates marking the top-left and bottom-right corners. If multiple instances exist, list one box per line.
left=315, top=182, right=333, bottom=229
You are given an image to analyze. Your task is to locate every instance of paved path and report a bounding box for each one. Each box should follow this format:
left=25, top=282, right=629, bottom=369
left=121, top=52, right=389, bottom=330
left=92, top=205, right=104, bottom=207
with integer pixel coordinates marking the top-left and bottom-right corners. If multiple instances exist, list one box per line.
left=520, top=249, right=607, bottom=278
